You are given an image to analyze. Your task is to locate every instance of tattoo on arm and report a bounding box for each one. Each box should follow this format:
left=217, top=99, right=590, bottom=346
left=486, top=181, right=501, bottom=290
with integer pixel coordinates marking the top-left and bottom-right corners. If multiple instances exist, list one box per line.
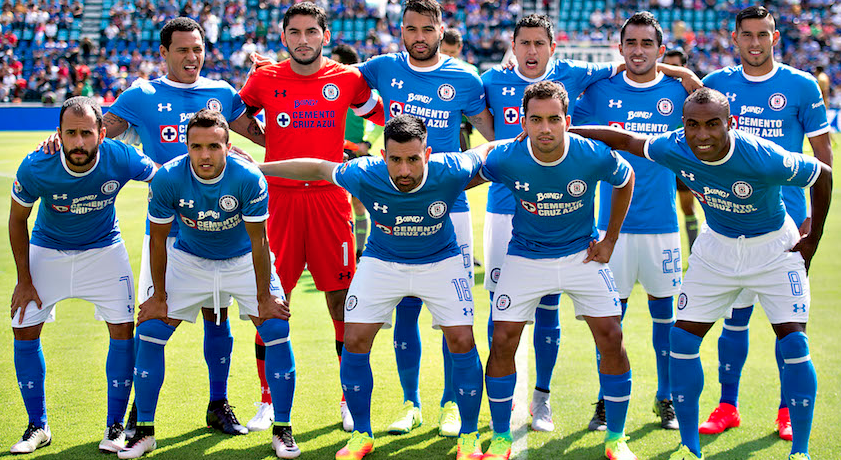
left=102, top=112, right=128, bottom=137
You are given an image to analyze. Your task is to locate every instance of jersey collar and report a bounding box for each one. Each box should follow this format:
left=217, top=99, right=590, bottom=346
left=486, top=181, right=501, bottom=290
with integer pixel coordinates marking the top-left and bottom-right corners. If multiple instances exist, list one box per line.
left=514, top=62, right=552, bottom=83
left=622, top=70, right=664, bottom=88
left=406, top=52, right=447, bottom=73
left=527, top=133, right=569, bottom=166
left=161, top=76, right=204, bottom=89
left=190, top=161, right=226, bottom=184
left=387, top=162, right=428, bottom=193
left=700, top=131, right=736, bottom=165
left=741, top=61, right=778, bottom=82
left=59, top=146, right=100, bottom=177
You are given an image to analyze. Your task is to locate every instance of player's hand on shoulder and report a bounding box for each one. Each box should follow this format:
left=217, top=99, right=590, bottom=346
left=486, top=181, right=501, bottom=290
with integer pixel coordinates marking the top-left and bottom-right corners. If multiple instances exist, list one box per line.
left=258, top=295, right=291, bottom=321
left=10, top=281, right=42, bottom=324
left=583, top=238, right=616, bottom=264
left=37, top=132, right=61, bottom=155
left=229, top=145, right=257, bottom=164
left=501, top=55, right=517, bottom=71
left=137, top=295, right=168, bottom=324
left=248, top=52, right=275, bottom=77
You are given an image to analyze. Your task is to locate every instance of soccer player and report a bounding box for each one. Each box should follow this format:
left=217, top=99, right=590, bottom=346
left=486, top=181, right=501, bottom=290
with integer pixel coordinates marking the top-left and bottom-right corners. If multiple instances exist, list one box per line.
left=9, top=96, right=156, bottom=454
left=571, top=87, right=831, bottom=460
left=481, top=13, right=617, bottom=432
left=237, top=2, right=383, bottom=433
left=119, top=110, right=298, bottom=459
left=259, top=114, right=489, bottom=460
left=440, top=28, right=478, bottom=153
left=479, top=81, right=637, bottom=460
left=573, top=12, right=688, bottom=431
left=356, top=0, right=494, bottom=437
left=699, top=6, right=832, bottom=440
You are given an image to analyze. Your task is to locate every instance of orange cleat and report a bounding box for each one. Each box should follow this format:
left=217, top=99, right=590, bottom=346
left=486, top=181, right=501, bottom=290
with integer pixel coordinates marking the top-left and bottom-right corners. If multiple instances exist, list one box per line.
left=699, top=403, right=741, bottom=434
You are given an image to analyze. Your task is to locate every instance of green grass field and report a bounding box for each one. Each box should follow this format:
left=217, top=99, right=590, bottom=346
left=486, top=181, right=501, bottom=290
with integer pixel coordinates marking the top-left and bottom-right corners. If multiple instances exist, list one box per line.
left=0, top=130, right=839, bottom=459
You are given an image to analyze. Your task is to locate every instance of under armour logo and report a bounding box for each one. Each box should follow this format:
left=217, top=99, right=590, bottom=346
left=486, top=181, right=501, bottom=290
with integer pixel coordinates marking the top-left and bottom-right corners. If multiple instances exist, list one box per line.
left=112, top=379, right=131, bottom=388
left=676, top=395, right=684, bottom=403
left=672, top=278, right=681, bottom=287
left=373, top=202, right=388, bottom=213
left=609, top=99, right=622, bottom=108
left=284, top=373, right=292, bottom=380
left=391, top=79, right=404, bottom=89
left=342, top=384, right=361, bottom=392
left=463, top=307, right=473, bottom=316
left=545, top=337, right=561, bottom=346
left=724, top=363, right=732, bottom=371
left=514, top=181, right=529, bottom=191
left=139, top=371, right=149, bottom=378
left=18, top=381, right=34, bottom=389
left=613, top=298, right=620, bottom=307
left=790, top=398, right=810, bottom=407
left=502, top=87, right=515, bottom=96
left=725, top=92, right=737, bottom=102
left=275, top=89, right=286, bottom=97
left=793, top=303, right=806, bottom=313
left=394, top=341, right=408, bottom=350
left=274, top=373, right=281, bottom=380
left=158, top=103, right=172, bottom=112
left=53, top=193, right=67, bottom=200
left=179, top=199, right=194, bottom=208
left=681, top=170, right=695, bottom=181
left=339, top=271, right=352, bottom=280
left=458, top=389, right=477, bottom=397
left=219, top=357, right=227, bottom=364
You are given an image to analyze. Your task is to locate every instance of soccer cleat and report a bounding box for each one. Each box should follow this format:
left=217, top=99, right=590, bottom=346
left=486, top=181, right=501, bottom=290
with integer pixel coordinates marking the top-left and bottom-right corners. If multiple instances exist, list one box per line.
left=605, top=436, right=637, bottom=460
left=247, top=402, right=274, bottom=432
left=588, top=399, right=607, bottom=431
left=272, top=425, right=301, bottom=459
left=207, top=399, right=248, bottom=435
left=387, top=401, right=423, bottom=434
left=456, top=432, right=483, bottom=460
left=699, top=402, right=740, bottom=434
left=789, top=454, right=810, bottom=460
left=669, top=444, right=704, bottom=460
left=124, top=402, right=137, bottom=439
left=482, top=434, right=512, bottom=460
left=336, top=431, right=374, bottom=460
left=117, top=427, right=156, bottom=459
left=529, top=390, right=554, bottom=432
left=439, top=401, right=461, bottom=437
left=340, top=400, right=354, bottom=432
left=99, top=422, right=126, bottom=453
left=776, top=407, right=793, bottom=441
left=10, top=424, right=51, bottom=454
left=653, top=398, right=679, bottom=430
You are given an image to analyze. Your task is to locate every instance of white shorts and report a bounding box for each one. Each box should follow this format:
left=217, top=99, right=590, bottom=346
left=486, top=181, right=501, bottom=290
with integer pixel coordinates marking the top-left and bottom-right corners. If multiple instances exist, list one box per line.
left=451, top=211, right=474, bottom=286
left=730, top=289, right=759, bottom=310
left=483, top=212, right=512, bottom=292
left=13, top=243, right=135, bottom=328
left=164, top=247, right=286, bottom=323
left=492, top=250, right=621, bottom=323
left=599, top=230, right=683, bottom=299
left=344, top=255, right=475, bottom=329
left=677, top=219, right=809, bottom=324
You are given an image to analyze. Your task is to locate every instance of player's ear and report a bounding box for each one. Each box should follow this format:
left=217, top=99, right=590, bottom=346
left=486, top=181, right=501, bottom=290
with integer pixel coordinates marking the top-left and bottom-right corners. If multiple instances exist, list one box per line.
left=323, top=28, right=331, bottom=46
left=657, top=44, right=665, bottom=59
left=565, top=114, right=571, bottom=131
left=424, top=146, right=431, bottom=162
left=159, top=44, right=167, bottom=60
left=380, top=148, right=386, bottom=159
left=549, top=40, right=556, bottom=55
left=730, top=30, right=738, bottom=47
left=99, top=126, right=107, bottom=144
left=727, top=115, right=734, bottom=130
left=280, top=31, right=287, bottom=48
left=772, top=29, right=780, bottom=47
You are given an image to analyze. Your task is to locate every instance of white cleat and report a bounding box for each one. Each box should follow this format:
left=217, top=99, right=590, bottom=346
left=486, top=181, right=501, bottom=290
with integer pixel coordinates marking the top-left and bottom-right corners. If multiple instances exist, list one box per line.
left=529, top=390, right=555, bottom=432
left=272, top=426, right=301, bottom=459
left=438, top=401, right=460, bottom=437
left=117, top=435, right=156, bottom=459
left=340, top=400, right=354, bottom=432
left=99, top=423, right=126, bottom=453
left=10, top=424, right=51, bottom=454
left=246, top=402, right=274, bottom=432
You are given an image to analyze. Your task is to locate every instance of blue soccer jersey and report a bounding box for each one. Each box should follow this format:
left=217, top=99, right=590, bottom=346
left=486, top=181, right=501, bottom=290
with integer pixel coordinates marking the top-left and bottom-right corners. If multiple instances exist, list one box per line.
left=359, top=52, right=487, bottom=212
left=147, top=154, right=269, bottom=260
left=703, top=64, right=829, bottom=226
left=644, top=129, right=821, bottom=238
left=12, top=138, right=156, bottom=250
left=480, top=135, right=632, bottom=259
left=332, top=151, right=483, bottom=264
left=574, top=72, right=688, bottom=234
left=482, top=60, right=615, bottom=214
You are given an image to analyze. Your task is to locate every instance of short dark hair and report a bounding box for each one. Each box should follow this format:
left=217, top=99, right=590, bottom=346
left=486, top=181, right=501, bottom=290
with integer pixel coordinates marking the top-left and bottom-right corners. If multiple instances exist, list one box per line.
left=332, top=44, right=359, bottom=65
left=282, top=2, right=328, bottom=32
left=186, top=109, right=229, bottom=143
left=522, top=81, right=569, bottom=116
left=403, top=0, right=442, bottom=24
left=735, top=5, right=775, bottom=31
left=442, top=28, right=462, bottom=46
left=683, top=87, right=730, bottom=113
left=664, top=48, right=688, bottom=65
left=621, top=11, right=663, bottom=47
left=160, top=17, right=205, bottom=50
left=513, top=14, right=554, bottom=43
left=384, top=114, right=427, bottom=147
left=60, top=96, right=102, bottom=130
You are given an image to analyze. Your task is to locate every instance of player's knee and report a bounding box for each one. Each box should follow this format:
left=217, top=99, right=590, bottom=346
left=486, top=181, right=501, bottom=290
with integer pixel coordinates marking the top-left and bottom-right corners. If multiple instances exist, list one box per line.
left=443, top=329, right=475, bottom=354
left=593, top=322, right=623, bottom=357
left=255, top=318, right=290, bottom=346
left=136, top=319, right=176, bottom=345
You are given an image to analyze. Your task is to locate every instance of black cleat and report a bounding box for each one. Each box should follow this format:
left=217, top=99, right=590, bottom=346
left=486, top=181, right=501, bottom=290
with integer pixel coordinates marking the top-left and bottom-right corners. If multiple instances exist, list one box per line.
left=124, top=402, right=138, bottom=439
left=588, top=399, right=606, bottom=431
left=654, top=398, right=679, bottom=430
left=207, top=399, right=248, bottom=435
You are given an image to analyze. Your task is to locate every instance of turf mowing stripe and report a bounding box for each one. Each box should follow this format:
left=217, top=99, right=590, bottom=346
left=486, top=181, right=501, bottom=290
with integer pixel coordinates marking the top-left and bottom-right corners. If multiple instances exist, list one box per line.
left=511, top=327, right=529, bottom=459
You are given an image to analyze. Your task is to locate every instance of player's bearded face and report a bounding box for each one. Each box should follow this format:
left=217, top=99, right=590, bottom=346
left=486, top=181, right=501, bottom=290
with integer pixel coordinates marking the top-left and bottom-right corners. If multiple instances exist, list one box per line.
left=162, top=30, right=205, bottom=84
left=522, top=97, right=569, bottom=158
left=283, top=15, right=327, bottom=66
left=733, top=17, right=778, bottom=70
left=187, top=126, right=230, bottom=180
left=384, top=139, right=430, bottom=193
left=401, top=11, right=442, bottom=62
left=512, top=27, right=556, bottom=79
left=620, top=24, right=663, bottom=77
left=683, top=101, right=733, bottom=162
left=58, top=108, right=104, bottom=171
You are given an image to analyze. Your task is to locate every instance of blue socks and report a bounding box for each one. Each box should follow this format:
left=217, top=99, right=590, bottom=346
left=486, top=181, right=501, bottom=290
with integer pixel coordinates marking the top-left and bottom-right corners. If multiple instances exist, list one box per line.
left=341, top=349, right=374, bottom=436
left=134, top=319, right=176, bottom=424
left=14, top=338, right=47, bottom=427
left=256, top=318, right=295, bottom=424
left=486, top=373, right=516, bottom=435
left=670, top=327, right=704, bottom=458
left=487, top=292, right=495, bottom=350
left=106, top=338, right=134, bottom=425
left=596, top=300, right=627, bottom=400
left=779, top=332, right=816, bottom=456
left=394, top=297, right=423, bottom=408
left=441, top=338, right=455, bottom=407
left=649, top=297, right=675, bottom=401
left=450, top=347, right=483, bottom=434
left=203, top=319, right=233, bottom=402
left=776, top=338, right=787, bottom=409
left=718, top=305, right=753, bottom=406
left=600, top=371, right=631, bottom=438
left=533, top=303, right=560, bottom=392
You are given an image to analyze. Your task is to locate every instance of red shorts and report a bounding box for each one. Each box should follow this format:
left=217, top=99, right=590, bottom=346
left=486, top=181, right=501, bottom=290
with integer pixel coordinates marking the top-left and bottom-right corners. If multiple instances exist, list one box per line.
left=267, top=184, right=355, bottom=292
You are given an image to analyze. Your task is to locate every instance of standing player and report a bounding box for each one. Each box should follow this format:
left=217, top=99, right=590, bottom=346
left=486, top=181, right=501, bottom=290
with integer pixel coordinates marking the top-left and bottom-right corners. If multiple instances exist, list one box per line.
left=481, top=13, right=617, bottom=432
left=357, top=0, right=494, bottom=437
left=237, top=2, right=383, bottom=433
left=440, top=28, right=478, bottom=154
left=573, top=12, right=687, bottom=431
left=699, top=6, right=832, bottom=440
left=9, top=97, right=156, bottom=454
left=479, top=81, right=637, bottom=460
left=259, top=114, right=489, bottom=460
left=119, top=110, right=298, bottom=459
left=572, top=87, right=831, bottom=460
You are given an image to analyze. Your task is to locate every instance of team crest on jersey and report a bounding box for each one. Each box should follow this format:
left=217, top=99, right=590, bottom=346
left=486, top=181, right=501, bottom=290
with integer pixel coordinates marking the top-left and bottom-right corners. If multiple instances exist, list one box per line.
left=147, top=188, right=153, bottom=202
left=340, top=163, right=349, bottom=174
left=374, top=221, right=392, bottom=235
left=768, top=93, right=787, bottom=111
left=389, top=100, right=404, bottom=117
left=13, top=179, right=22, bottom=194
left=503, top=107, right=520, bottom=125
left=180, top=214, right=197, bottom=228
left=51, top=204, right=69, bottom=213
left=428, top=201, right=447, bottom=218
left=101, top=180, right=120, bottom=195
left=437, top=84, right=455, bottom=101
left=731, top=181, right=753, bottom=198
left=345, top=295, right=358, bottom=311
left=206, top=98, right=223, bottom=112
left=677, top=293, right=687, bottom=310
left=490, top=268, right=501, bottom=283
left=322, top=83, right=340, bottom=101
left=160, top=125, right=178, bottom=143
left=657, top=98, right=674, bottom=116
left=520, top=199, right=537, bottom=214
left=567, top=180, right=587, bottom=197
left=495, top=294, right=511, bottom=311
left=219, top=195, right=239, bottom=211
left=608, top=121, right=625, bottom=129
